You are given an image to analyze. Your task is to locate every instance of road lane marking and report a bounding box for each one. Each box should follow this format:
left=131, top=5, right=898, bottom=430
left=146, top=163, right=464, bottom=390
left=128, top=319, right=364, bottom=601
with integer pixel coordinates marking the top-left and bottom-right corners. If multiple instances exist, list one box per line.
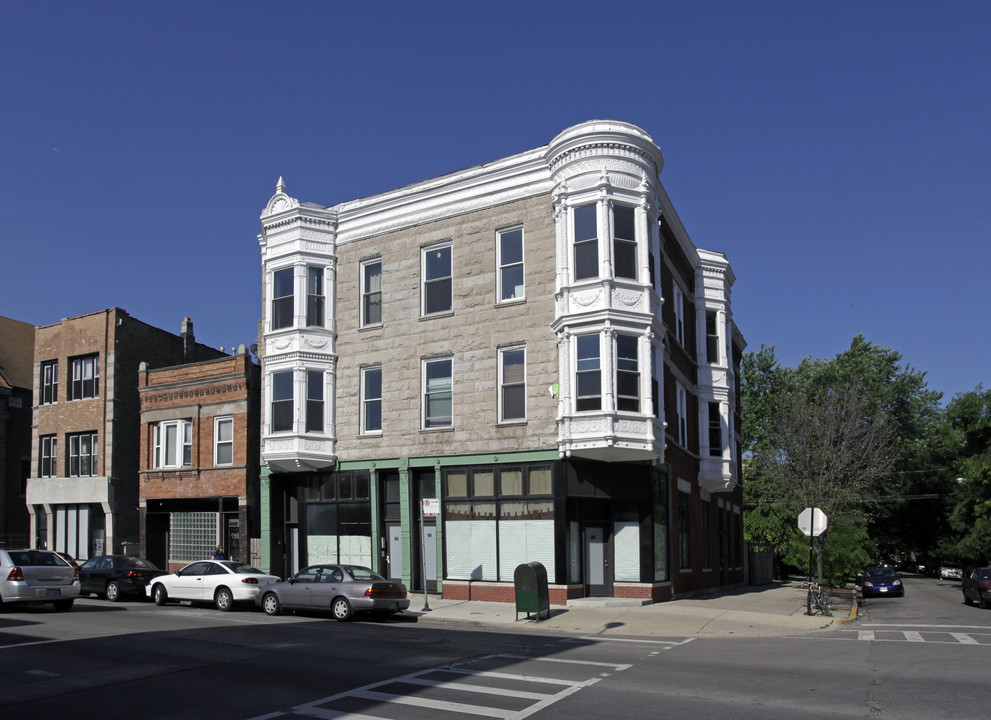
left=950, top=633, right=979, bottom=644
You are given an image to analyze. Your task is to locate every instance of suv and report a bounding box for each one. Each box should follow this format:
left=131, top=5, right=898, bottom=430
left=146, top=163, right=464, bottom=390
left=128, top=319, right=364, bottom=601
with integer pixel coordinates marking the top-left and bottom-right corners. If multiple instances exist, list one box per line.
left=0, top=549, right=81, bottom=610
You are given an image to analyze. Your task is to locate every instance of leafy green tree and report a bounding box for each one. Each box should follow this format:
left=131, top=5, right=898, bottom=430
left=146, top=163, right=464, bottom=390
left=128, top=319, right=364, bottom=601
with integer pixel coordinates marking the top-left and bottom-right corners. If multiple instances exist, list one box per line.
left=944, top=387, right=991, bottom=562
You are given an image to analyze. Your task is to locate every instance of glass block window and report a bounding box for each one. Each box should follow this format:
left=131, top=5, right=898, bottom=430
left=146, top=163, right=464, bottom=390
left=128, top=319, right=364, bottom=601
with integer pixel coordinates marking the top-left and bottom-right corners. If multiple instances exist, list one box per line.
left=169, top=512, right=219, bottom=563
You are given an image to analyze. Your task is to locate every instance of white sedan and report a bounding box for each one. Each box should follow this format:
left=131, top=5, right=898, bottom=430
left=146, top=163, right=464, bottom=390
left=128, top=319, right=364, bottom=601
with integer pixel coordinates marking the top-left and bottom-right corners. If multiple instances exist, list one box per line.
left=146, top=560, right=280, bottom=611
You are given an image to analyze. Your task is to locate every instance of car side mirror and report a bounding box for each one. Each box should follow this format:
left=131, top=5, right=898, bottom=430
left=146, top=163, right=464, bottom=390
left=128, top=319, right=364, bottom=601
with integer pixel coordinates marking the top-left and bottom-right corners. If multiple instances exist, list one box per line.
left=175, top=571, right=182, bottom=577
left=288, top=577, right=296, bottom=584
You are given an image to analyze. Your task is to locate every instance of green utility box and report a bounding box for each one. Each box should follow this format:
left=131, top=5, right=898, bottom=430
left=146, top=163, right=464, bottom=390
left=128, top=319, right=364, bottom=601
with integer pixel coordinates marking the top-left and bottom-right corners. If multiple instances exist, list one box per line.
left=514, top=561, right=550, bottom=621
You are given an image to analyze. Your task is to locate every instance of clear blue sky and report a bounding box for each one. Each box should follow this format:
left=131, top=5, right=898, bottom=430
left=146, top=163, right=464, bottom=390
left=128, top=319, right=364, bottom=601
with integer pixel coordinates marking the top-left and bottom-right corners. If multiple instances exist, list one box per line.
left=2, top=2, right=987, bottom=402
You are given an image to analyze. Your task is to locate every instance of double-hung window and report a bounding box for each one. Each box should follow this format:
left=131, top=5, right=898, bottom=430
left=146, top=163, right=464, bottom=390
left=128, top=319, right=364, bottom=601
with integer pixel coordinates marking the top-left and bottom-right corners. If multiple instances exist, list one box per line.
left=575, top=334, right=601, bottom=411
left=423, top=357, right=452, bottom=428
left=307, top=267, right=324, bottom=327
left=361, top=366, right=382, bottom=434
left=272, top=267, right=294, bottom=330
left=68, top=432, right=98, bottom=477
left=40, top=435, right=57, bottom=477
left=615, top=334, right=640, bottom=412
left=214, top=417, right=233, bottom=465
left=705, top=310, right=719, bottom=364
left=497, top=227, right=524, bottom=301
left=271, top=371, right=294, bottom=432
left=41, top=360, right=58, bottom=405
left=573, top=204, right=598, bottom=280
left=612, top=204, right=637, bottom=280
left=422, top=244, right=452, bottom=315
left=306, top=370, right=324, bottom=433
left=673, top=286, right=686, bottom=347
left=70, top=355, right=99, bottom=400
left=708, top=402, right=722, bottom=456
left=499, top=347, right=526, bottom=422
left=361, top=260, right=382, bottom=326
left=676, top=382, right=688, bottom=446
left=153, top=420, right=192, bottom=469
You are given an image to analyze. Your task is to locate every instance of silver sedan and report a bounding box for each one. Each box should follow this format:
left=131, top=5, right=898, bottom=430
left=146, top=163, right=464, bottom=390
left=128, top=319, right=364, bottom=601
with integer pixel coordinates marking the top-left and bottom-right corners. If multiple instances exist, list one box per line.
left=255, top=564, right=409, bottom=621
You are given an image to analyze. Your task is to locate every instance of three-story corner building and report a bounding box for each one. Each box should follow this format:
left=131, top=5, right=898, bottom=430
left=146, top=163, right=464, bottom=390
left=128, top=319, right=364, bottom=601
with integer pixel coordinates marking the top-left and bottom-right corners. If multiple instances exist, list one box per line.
left=27, top=310, right=225, bottom=560
left=257, top=120, right=745, bottom=603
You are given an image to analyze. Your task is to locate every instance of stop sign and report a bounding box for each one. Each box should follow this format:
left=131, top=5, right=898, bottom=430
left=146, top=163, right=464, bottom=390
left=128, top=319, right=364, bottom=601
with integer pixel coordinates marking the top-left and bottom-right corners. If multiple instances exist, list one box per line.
left=798, top=507, right=827, bottom=537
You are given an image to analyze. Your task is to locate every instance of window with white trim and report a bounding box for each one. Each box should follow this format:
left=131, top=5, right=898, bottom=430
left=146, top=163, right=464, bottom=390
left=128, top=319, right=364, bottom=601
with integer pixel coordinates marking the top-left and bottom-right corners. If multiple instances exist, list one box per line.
left=306, top=370, right=324, bottom=433
left=70, top=355, right=99, bottom=400
left=423, top=357, right=452, bottom=428
left=573, top=204, right=598, bottom=280
left=612, top=204, right=637, bottom=280
left=360, top=259, right=382, bottom=326
left=705, top=310, right=719, bottom=364
left=615, top=334, right=640, bottom=412
left=673, top=285, right=685, bottom=347
left=41, top=360, right=58, bottom=405
left=497, top=227, right=524, bottom=301
left=271, top=371, right=293, bottom=432
left=153, top=420, right=192, bottom=469
left=676, top=382, right=688, bottom=446
left=499, top=347, right=526, bottom=422
left=68, top=432, right=98, bottom=477
left=707, top=402, right=722, bottom=457
left=422, top=244, right=452, bottom=315
left=40, top=435, right=57, bottom=477
left=271, top=267, right=294, bottom=330
left=306, top=267, right=324, bottom=327
left=361, top=366, right=382, bottom=434
left=575, top=334, right=601, bottom=411
left=214, top=417, right=233, bottom=465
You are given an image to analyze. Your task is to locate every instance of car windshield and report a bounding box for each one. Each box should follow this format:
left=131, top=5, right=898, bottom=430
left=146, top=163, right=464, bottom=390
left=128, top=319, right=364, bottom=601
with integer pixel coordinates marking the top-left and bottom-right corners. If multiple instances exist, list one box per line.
left=124, top=558, right=158, bottom=569
left=865, top=567, right=897, bottom=579
left=344, top=566, right=387, bottom=582
left=220, top=562, right=264, bottom=574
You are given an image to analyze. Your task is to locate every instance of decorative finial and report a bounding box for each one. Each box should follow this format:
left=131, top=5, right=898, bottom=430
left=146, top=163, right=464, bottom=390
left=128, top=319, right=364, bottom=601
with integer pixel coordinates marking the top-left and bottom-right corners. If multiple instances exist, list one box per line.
left=277, top=176, right=286, bottom=193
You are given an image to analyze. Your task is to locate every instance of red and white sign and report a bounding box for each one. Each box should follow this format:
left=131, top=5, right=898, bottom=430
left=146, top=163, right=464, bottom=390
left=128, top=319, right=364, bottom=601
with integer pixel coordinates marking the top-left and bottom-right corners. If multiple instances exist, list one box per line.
left=422, top=498, right=440, bottom=517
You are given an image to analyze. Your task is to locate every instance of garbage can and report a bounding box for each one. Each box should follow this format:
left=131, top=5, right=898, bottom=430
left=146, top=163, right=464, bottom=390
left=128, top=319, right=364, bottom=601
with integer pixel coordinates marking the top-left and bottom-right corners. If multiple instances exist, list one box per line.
left=514, top=561, right=550, bottom=621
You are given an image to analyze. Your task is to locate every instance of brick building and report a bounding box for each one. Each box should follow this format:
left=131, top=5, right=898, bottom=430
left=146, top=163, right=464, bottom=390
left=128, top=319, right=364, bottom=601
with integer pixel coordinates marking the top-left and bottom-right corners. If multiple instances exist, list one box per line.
left=27, top=310, right=225, bottom=559
left=256, top=120, right=744, bottom=603
left=138, top=346, right=260, bottom=571
left=0, top=315, right=35, bottom=547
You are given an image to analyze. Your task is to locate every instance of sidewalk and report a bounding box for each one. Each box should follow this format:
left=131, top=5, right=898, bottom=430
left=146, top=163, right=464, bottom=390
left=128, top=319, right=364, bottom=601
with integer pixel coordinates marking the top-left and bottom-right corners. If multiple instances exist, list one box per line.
left=404, top=581, right=858, bottom=638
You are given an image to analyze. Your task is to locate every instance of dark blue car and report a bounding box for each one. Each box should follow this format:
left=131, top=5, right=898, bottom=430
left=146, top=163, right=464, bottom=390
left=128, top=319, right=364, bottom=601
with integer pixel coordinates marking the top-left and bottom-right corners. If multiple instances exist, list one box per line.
left=861, top=566, right=904, bottom=598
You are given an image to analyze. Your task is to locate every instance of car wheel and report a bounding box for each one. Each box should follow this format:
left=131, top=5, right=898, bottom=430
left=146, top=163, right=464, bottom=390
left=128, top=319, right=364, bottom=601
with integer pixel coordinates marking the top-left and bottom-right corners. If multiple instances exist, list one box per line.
left=106, top=581, right=121, bottom=602
left=262, top=592, right=281, bottom=616
left=52, top=599, right=74, bottom=611
left=153, top=584, right=169, bottom=606
left=332, top=596, right=353, bottom=622
left=980, top=594, right=988, bottom=610
left=215, top=587, right=234, bottom=612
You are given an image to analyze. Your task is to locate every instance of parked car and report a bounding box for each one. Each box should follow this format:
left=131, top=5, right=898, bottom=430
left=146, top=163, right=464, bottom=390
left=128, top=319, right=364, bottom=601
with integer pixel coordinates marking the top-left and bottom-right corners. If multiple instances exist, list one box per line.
left=860, top=566, right=904, bottom=598
left=146, top=560, right=279, bottom=611
left=78, top=555, right=163, bottom=601
left=962, top=567, right=991, bottom=609
left=255, top=564, right=409, bottom=621
left=939, top=563, right=963, bottom=581
left=0, top=548, right=80, bottom=610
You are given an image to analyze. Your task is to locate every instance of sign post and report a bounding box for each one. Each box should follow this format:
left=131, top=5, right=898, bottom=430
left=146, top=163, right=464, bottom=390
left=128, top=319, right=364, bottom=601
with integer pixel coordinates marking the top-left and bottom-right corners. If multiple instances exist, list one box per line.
left=420, top=498, right=440, bottom=612
left=798, top=507, right=828, bottom=598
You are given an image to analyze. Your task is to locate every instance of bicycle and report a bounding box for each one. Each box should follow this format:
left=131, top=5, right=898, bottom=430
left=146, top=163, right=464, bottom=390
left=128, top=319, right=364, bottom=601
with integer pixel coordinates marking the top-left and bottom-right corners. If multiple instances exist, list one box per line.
left=806, top=583, right=831, bottom=616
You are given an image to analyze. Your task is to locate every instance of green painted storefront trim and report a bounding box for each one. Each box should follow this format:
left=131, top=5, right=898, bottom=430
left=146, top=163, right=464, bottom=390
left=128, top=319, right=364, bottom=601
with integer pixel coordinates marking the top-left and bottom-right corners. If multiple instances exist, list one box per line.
left=335, top=449, right=560, bottom=472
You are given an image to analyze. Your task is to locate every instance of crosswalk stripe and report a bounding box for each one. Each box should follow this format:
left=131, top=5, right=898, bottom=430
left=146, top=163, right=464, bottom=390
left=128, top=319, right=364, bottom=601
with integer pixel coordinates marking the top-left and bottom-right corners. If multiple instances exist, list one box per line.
left=951, top=633, right=979, bottom=645
left=903, top=631, right=925, bottom=642
left=858, top=631, right=875, bottom=641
